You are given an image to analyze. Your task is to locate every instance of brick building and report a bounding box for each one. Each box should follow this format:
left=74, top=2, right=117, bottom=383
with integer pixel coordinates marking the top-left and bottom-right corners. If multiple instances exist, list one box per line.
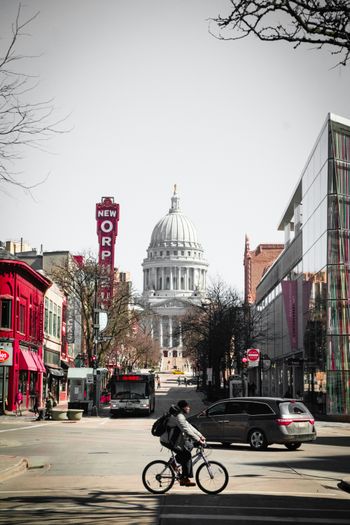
left=243, top=235, right=284, bottom=305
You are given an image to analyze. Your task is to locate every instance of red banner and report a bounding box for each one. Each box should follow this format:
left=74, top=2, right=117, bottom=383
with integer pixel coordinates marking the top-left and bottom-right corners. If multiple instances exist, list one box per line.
left=282, top=280, right=298, bottom=350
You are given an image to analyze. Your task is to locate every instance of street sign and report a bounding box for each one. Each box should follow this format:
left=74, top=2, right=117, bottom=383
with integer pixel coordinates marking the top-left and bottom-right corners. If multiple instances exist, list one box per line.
left=247, top=349, right=260, bottom=361
left=86, top=373, right=94, bottom=384
left=247, top=348, right=260, bottom=368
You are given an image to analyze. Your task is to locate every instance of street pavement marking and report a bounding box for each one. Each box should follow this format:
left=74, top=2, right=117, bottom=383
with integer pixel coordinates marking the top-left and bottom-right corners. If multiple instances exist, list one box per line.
left=0, top=423, right=59, bottom=433
left=159, top=514, right=350, bottom=523
left=99, top=418, right=110, bottom=425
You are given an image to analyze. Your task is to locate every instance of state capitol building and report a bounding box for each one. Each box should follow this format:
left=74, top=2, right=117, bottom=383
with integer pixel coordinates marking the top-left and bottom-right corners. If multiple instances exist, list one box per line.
left=142, top=187, right=208, bottom=372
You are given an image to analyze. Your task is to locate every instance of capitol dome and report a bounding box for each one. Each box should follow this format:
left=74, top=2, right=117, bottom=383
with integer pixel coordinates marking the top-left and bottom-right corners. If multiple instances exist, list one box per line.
left=142, top=187, right=208, bottom=297
left=141, top=187, right=209, bottom=373
left=149, top=190, right=202, bottom=249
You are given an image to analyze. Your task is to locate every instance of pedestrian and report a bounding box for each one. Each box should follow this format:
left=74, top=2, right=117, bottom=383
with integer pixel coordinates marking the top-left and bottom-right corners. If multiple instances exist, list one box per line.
left=177, top=376, right=181, bottom=386
left=184, top=377, right=187, bottom=387
left=45, top=395, right=54, bottom=420
left=284, top=387, right=292, bottom=398
left=15, top=390, right=23, bottom=416
left=161, top=399, right=206, bottom=487
left=157, top=376, right=161, bottom=389
left=49, top=391, right=57, bottom=407
left=33, top=391, right=39, bottom=416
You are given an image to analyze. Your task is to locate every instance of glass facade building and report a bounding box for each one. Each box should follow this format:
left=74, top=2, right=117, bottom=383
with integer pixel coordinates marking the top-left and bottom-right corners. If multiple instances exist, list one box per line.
left=255, top=114, right=350, bottom=416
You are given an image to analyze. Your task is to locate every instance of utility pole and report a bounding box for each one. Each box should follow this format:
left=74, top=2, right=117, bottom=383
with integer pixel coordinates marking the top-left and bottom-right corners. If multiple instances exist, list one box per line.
left=91, top=277, right=100, bottom=416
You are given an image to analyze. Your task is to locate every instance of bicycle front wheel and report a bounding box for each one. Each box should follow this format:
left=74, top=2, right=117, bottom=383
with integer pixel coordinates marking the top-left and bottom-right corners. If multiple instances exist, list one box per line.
left=195, top=460, right=229, bottom=494
left=142, top=460, right=175, bottom=494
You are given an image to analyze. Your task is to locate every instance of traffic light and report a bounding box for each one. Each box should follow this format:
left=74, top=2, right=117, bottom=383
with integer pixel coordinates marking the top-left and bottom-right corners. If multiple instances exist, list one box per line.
left=242, top=356, right=249, bottom=368
left=91, top=355, right=98, bottom=368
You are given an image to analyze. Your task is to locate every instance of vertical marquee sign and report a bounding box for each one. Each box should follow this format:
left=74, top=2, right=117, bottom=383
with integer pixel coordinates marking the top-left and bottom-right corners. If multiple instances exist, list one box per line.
left=96, top=196, right=120, bottom=306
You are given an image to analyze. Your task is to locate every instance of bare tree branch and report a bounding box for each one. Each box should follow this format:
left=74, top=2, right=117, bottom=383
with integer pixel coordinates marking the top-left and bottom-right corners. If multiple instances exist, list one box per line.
left=211, top=1, right=350, bottom=66
left=0, top=4, right=69, bottom=189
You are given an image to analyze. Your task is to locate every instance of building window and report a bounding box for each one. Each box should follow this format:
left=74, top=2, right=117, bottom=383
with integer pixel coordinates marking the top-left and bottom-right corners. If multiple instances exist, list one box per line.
left=53, top=304, right=57, bottom=338
left=0, top=298, right=12, bottom=329
left=19, top=304, right=25, bottom=334
left=163, top=350, right=168, bottom=357
left=181, top=251, right=184, bottom=256
left=49, top=300, right=53, bottom=335
left=57, top=306, right=61, bottom=339
left=160, top=251, right=163, bottom=256
left=166, top=251, right=170, bottom=256
left=174, top=251, right=178, bottom=255
left=188, top=251, right=191, bottom=256
left=173, top=350, right=178, bottom=358
left=44, top=298, right=49, bottom=333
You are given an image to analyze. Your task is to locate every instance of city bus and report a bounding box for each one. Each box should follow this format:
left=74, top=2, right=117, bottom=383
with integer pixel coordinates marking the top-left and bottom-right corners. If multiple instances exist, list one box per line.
left=109, top=372, right=155, bottom=416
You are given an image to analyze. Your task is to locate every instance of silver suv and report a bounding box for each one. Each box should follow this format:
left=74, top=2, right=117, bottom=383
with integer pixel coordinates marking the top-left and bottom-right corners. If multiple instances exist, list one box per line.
left=188, top=397, right=316, bottom=450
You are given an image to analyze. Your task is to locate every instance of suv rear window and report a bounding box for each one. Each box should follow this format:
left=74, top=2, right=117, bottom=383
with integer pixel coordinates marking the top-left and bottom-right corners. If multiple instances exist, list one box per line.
left=278, top=401, right=311, bottom=416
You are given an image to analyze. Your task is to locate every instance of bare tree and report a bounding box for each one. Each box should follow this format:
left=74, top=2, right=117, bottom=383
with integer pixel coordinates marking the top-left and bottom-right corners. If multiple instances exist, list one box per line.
left=181, top=281, right=244, bottom=399
left=0, top=4, right=66, bottom=188
left=212, top=1, right=350, bottom=66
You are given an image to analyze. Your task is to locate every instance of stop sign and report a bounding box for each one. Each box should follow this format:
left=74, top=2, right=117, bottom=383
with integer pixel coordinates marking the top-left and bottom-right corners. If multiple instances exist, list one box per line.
left=247, top=348, right=260, bottom=361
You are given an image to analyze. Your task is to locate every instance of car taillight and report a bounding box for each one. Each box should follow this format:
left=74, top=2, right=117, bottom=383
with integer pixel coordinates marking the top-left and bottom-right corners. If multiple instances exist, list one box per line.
left=309, top=418, right=315, bottom=425
left=276, top=418, right=293, bottom=426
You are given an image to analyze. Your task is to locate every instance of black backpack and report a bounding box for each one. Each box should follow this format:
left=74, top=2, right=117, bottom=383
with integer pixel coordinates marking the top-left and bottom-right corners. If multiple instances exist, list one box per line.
left=151, top=405, right=180, bottom=437
left=151, top=412, right=171, bottom=436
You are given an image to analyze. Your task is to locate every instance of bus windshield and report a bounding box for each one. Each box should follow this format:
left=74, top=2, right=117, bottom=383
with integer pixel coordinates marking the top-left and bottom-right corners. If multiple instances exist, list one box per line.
left=112, top=382, right=148, bottom=400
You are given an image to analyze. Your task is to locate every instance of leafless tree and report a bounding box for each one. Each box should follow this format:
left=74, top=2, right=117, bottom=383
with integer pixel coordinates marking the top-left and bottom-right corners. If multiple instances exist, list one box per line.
left=0, top=4, right=66, bottom=189
left=181, top=281, right=245, bottom=399
left=212, top=1, right=350, bottom=66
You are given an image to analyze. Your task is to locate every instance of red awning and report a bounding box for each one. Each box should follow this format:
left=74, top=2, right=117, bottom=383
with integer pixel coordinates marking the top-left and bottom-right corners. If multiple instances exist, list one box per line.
left=19, top=349, right=37, bottom=371
left=32, top=353, right=46, bottom=373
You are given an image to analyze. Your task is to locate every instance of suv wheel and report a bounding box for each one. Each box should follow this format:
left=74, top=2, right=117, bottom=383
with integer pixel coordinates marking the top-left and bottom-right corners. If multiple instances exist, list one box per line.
left=284, top=442, right=301, bottom=451
left=249, top=429, right=268, bottom=450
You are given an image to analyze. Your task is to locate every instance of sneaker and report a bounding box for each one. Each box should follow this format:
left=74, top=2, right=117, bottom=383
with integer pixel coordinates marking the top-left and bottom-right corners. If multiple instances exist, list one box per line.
left=179, top=478, right=196, bottom=487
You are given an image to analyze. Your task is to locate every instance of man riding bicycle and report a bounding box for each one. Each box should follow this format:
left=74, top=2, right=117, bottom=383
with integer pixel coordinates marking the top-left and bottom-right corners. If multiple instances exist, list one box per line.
left=161, top=399, right=206, bottom=487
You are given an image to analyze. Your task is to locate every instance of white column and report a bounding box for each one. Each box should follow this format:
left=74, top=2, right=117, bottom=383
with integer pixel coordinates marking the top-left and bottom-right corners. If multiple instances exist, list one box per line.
left=169, top=316, right=173, bottom=347
left=170, top=267, right=173, bottom=290
left=178, top=267, right=181, bottom=290
left=159, top=317, right=163, bottom=347
left=161, top=267, right=165, bottom=290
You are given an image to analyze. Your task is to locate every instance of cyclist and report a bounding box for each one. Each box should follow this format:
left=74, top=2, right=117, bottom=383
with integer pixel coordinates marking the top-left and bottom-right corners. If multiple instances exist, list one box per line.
left=162, top=399, right=206, bottom=487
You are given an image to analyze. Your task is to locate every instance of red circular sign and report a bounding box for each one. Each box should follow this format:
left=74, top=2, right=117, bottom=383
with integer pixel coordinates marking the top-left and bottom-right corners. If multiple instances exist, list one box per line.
left=247, top=349, right=260, bottom=361
left=0, top=350, right=10, bottom=363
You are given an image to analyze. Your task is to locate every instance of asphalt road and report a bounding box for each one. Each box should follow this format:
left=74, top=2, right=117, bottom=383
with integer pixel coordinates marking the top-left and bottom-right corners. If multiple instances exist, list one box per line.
left=0, top=374, right=349, bottom=524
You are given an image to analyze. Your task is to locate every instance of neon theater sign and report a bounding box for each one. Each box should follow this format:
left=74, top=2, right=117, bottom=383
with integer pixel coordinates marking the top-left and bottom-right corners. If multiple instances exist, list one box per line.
left=96, top=196, right=120, bottom=306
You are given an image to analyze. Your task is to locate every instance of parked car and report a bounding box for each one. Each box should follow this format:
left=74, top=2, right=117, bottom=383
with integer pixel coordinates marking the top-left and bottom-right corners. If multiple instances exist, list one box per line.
left=188, top=397, right=316, bottom=450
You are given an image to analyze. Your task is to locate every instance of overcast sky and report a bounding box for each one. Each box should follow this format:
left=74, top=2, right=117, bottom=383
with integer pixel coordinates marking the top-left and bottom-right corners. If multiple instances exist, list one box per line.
left=1, top=0, right=350, bottom=295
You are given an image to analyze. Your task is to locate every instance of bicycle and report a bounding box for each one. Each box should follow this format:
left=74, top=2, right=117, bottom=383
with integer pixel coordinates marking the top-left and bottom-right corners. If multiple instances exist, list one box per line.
left=142, top=445, right=229, bottom=494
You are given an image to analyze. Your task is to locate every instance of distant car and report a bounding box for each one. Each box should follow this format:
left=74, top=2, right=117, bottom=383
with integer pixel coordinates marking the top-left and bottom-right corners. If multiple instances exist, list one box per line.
left=188, top=397, right=316, bottom=451
left=172, top=370, right=184, bottom=375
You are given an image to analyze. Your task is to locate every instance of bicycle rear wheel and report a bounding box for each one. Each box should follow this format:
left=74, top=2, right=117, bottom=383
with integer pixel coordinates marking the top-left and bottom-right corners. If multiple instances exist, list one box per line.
left=142, top=460, right=175, bottom=494
left=195, top=460, right=229, bottom=494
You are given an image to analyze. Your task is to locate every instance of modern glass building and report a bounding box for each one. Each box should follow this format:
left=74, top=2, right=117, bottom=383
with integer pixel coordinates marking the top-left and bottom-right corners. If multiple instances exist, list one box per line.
left=255, top=113, right=350, bottom=416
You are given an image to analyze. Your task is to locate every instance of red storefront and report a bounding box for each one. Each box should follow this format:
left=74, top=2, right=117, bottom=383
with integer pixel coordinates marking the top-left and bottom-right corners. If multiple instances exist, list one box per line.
left=0, top=258, right=51, bottom=413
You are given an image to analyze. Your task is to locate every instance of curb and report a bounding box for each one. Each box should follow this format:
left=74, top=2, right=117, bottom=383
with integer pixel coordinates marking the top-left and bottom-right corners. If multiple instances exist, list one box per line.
left=0, top=457, right=28, bottom=482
